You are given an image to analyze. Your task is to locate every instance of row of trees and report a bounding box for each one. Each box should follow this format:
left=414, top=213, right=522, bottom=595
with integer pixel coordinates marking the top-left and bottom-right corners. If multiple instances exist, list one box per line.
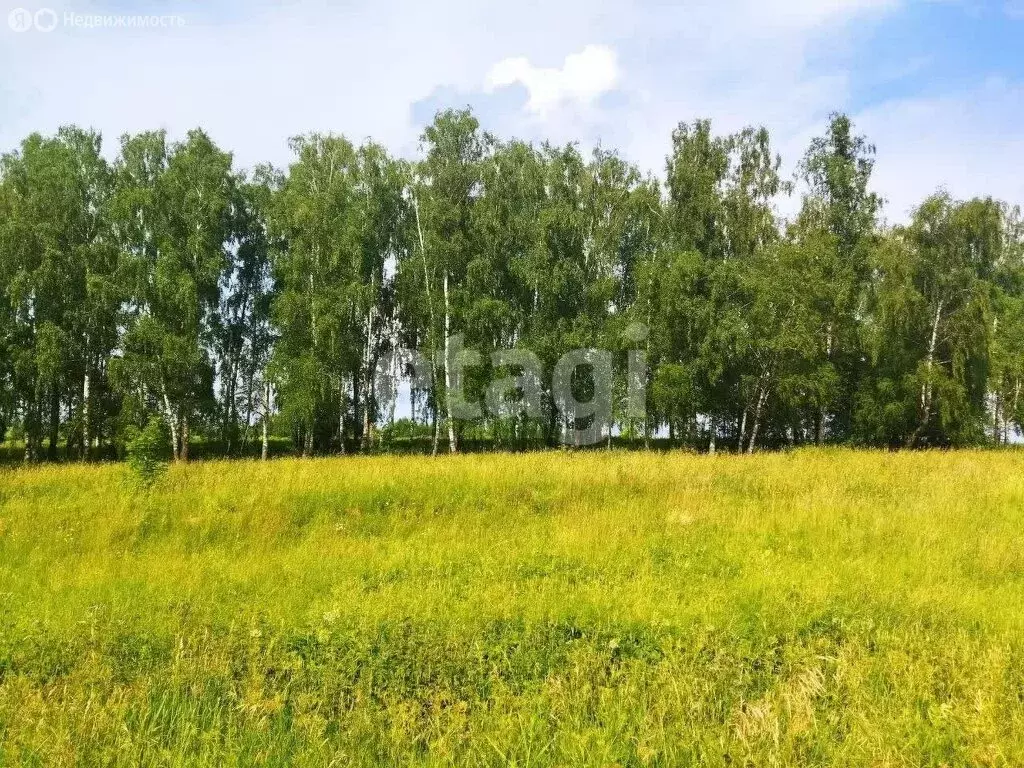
left=1, top=110, right=1022, bottom=461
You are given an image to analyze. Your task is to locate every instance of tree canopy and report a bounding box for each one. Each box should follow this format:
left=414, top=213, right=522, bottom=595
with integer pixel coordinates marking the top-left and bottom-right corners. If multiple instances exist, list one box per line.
left=1, top=109, right=1021, bottom=461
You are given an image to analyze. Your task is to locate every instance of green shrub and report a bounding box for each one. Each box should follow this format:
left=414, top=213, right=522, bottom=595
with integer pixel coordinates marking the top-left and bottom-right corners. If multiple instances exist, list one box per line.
left=124, top=416, right=170, bottom=487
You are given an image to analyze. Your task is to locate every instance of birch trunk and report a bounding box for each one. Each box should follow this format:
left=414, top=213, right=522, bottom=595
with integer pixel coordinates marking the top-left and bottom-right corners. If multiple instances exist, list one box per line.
left=339, top=377, right=347, bottom=454
left=388, top=351, right=399, bottom=428
left=261, top=381, right=271, bottom=461
left=993, top=391, right=1001, bottom=445
left=747, top=385, right=768, bottom=455
left=81, top=368, right=90, bottom=461
left=818, top=323, right=832, bottom=445
left=81, top=332, right=91, bottom=459
left=180, top=413, right=190, bottom=463
left=24, top=398, right=35, bottom=463
left=907, top=298, right=944, bottom=448
left=412, top=193, right=441, bottom=457
left=362, top=286, right=375, bottom=451
left=443, top=270, right=458, bottom=454
left=160, top=382, right=179, bottom=461
left=992, top=316, right=1000, bottom=445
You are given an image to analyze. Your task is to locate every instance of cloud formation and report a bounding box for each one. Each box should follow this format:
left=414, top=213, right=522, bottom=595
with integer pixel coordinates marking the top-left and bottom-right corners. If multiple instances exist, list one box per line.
left=0, top=0, right=1020, bottom=222
left=485, top=44, right=619, bottom=116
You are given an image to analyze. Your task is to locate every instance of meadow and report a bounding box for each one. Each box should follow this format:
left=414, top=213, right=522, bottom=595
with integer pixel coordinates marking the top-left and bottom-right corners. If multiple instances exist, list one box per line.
left=1, top=450, right=1024, bottom=766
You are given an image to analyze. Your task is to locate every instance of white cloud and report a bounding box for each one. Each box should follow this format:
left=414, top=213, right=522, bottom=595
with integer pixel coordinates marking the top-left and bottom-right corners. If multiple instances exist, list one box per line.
left=0, top=0, right=617, bottom=169
left=1, top=0, right=1021, bottom=225
left=0, top=0, right=893, bottom=174
left=854, top=78, right=1024, bottom=222
left=484, top=44, right=619, bottom=116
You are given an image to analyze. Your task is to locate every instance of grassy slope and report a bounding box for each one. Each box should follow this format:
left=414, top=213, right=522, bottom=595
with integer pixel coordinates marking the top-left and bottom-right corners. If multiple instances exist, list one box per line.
left=1, top=450, right=1024, bottom=766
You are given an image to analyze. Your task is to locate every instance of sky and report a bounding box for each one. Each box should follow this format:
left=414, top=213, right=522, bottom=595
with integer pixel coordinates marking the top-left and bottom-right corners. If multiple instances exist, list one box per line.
left=1, top=0, right=1022, bottom=223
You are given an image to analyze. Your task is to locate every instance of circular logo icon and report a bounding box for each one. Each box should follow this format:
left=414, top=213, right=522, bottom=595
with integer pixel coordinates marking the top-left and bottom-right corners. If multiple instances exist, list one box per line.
left=34, top=8, right=58, bottom=32
left=8, top=8, right=33, bottom=32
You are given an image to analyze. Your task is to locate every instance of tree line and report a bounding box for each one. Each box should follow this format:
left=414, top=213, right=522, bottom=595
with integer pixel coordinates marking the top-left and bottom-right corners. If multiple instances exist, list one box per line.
left=1, top=109, right=1022, bottom=462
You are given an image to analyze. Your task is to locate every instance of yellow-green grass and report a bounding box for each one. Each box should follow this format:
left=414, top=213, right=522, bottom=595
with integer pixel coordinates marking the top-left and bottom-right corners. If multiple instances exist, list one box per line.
left=2, top=450, right=1024, bottom=766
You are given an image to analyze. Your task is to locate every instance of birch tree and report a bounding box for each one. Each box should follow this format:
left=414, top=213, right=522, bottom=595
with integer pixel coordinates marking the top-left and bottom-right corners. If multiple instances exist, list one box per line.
left=111, top=129, right=234, bottom=461
left=860, top=195, right=1000, bottom=447
left=413, top=109, right=489, bottom=453
left=797, top=114, right=880, bottom=443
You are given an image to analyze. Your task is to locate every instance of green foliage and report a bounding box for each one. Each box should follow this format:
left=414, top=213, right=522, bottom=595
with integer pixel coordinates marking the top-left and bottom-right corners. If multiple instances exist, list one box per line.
left=1, top=110, right=1023, bottom=460
left=124, top=415, right=169, bottom=487
left=267, top=134, right=405, bottom=456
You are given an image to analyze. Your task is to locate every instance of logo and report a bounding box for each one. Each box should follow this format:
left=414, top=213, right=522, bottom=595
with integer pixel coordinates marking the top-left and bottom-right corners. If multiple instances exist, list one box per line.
left=8, top=8, right=33, bottom=31
left=34, top=8, right=57, bottom=31
left=7, top=9, right=186, bottom=33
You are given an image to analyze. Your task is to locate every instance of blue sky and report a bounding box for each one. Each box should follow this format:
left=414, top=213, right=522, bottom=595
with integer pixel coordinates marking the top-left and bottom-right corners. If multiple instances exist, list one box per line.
left=1, top=0, right=1022, bottom=221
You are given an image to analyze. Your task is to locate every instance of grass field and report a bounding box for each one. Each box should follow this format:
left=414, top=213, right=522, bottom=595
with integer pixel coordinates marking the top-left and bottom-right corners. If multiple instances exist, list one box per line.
left=2, top=450, right=1024, bottom=766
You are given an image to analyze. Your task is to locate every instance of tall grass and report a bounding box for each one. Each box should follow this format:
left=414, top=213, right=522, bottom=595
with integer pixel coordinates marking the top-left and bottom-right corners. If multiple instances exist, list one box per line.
left=2, top=449, right=1024, bottom=765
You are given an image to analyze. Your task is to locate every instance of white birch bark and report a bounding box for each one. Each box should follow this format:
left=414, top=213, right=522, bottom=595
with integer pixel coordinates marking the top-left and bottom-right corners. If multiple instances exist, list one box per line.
left=443, top=270, right=457, bottom=454
left=81, top=367, right=90, bottom=461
